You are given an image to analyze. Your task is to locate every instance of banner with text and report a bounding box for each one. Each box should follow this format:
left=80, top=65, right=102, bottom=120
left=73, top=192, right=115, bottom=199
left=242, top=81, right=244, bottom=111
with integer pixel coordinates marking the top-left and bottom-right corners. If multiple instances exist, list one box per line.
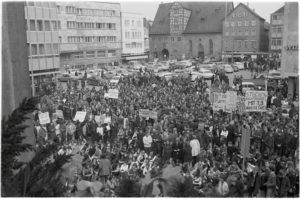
left=245, top=91, right=268, bottom=112
left=107, top=89, right=119, bottom=99
left=39, top=112, right=51, bottom=125
left=212, top=92, right=227, bottom=111
left=73, top=111, right=87, bottom=122
left=226, top=91, right=238, bottom=112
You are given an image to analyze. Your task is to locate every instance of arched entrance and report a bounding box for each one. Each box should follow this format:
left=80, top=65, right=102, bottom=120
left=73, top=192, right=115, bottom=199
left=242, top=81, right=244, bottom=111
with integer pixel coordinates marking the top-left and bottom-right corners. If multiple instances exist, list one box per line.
left=162, top=49, right=169, bottom=60
left=198, top=43, right=204, bottom=59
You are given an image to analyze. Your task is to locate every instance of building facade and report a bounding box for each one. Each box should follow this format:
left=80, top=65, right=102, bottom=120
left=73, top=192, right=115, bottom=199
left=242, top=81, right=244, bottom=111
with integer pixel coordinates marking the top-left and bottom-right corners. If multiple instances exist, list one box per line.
left=269, top=6, right=284, bottom=57
left=222, top=3, right=269, bottom=58
left=143, top=18, right=152, bottom=54
left=57, top=2, right=122, bottom=69
left=2, top=2, right=31, bottom=116
left=121, top=12, right=147, bottom=62
left=25, top=2, right=60, bottom=89
left=150, top=2, right=234, bottom=61
left=280, top=2, right=298, bottom=98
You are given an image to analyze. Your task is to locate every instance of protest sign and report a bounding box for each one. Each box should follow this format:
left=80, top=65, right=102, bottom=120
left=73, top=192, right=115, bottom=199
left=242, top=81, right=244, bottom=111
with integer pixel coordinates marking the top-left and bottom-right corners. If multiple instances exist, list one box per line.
left=139, top=109, right=150, bottom=118
left=73, top=111, right=87, bottom=122
left=39, top=112, right=51, bottom=125
left=245, top=91, right=268, bottom=112
left=148, top=110, right=158, bottom=120
left=56, top=110, right=64, bottom=118
left=95, top=115, right=101, bottom=124
left=104, top=116, right=111, bottom=124
left=225, top=91, right=237, bottom=112
left=107, top=89, right=119, bottom=99
left=110, top=79, right=119, bottom=84
left=212, top=92, right=227, bottom=111
left=104, top=93, right=109, bottom=98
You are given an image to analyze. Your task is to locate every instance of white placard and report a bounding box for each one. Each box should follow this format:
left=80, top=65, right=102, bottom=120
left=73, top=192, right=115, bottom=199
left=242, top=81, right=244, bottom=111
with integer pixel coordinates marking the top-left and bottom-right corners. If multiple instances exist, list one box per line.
left=226, top=91, right=238, bottom=112
left=73, top=111, right=87, bottom=122
left=245, top=91, right=268, bottom=112
left=39, top=112, right=51, bottom=125
left=56, top=110, right=64, bottom=118
left=104, top=117, right=111, bottom=124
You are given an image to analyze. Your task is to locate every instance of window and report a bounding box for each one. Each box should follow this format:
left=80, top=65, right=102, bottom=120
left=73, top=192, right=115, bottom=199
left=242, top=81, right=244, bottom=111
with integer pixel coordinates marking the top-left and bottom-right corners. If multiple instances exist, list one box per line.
left=245, top=21, right=249, bottom=26
left=86, top=51, right=95, bottom=58
left=66, top=6, right=76, bottom=14
left=52, top=21, right=57, bottom=30
left=277, top=27, right=282, bottom=33
left=125, top=20, right=130, bottom=27
left=56, top=5, right=60, bottom=13
left=251, top=20, right=256, bottom=26
left=57, top=21, right=61, bottom=29
left=209, top=39, right=213, bottom=55
left=125, top=32, right=130, bottom=39
left=177, top=37, right=181, bottom=42
left=31, top=44, right=37, bottom=55
left=107, top=23, right=116, bottom=30
left=45, top=44, right=52, bottom=54
left=251, top=40, right=256, bottom=48
left=30, top=20, right=36, bottom=31
left=225, top=22, right=229, bottom=27
left=74, top=52, right=84, bottom=59
left=251, top=29, right=256, bottom=35
left=231, top=22, right=235, bottom=27
left=272, top=15, right=278, bottom=20
left=238, top=29, right=242, bottom=35
left=137, top=20, right=141, bottom=27
left=97, top=50, right=105, bottom=57
left=238, top=21, right=242, bottom=26
left=244, top=40, right=248, bottom=48
left=125, top=43, right=131, bottom=49
left=53, top=44, right=58, bottom=54
left=27, top=2, right=34, bottom=6
left=38, top=44, right=45, bottom=55
left=58, top=36, right=62, bottom=43
left=37, top=20, right=43, bottom=31
left=44, top=20, right=50, bottom=31
left=277, top=39, right=282, bottom=46
left=238, top=40, right=241, bottom=48
left=107, top=50, right=116, bottom=57
left=171, top=37, right=174, bottom=42
left=107, top=36, right=116, bottom=42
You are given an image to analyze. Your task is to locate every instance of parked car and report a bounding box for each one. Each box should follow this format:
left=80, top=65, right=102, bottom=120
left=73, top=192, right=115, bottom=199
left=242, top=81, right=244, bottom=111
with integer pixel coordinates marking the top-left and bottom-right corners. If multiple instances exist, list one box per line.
left=234, top=62, right=245, bottom=70
left=57, top=74, right=73, bottom=82
left=223, top=64, right=234, bottom=73
left=198, top=68, right=214, bottom=79
left=266, top=70, right=282, bottom=79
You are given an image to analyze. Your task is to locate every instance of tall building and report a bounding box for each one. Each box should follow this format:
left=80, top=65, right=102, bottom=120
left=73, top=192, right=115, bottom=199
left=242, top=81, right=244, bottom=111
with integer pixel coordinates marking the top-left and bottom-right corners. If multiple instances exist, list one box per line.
left=269, top=6, right=284, bottom=58
left=57, top=2, right=122, bottom=69
left=25, top=2, right=60, bottom=88
left=143, top=18, right=152, bottom=55
left=222, top=3, right=270, bottom=59
left=280, top=2, right=298, bottom=98
left=149, top=2, right=234, bottom=61
left=121, top=12, right=147, bottom=62
left=2, top=2, right=31, bottom=116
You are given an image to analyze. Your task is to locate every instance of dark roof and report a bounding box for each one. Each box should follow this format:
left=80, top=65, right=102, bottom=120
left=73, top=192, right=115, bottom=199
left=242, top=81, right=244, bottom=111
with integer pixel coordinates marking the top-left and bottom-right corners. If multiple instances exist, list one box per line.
left=224, top=3, right=265, bottom=21
left=273, top=6, right=284, bottom=14
left=150, top=2, right=234, bottom=35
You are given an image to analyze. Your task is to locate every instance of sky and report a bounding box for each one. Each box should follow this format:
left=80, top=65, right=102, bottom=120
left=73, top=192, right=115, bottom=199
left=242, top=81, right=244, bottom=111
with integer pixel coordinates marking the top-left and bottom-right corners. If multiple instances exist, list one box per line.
left=120, top=0, right=285, bottom=23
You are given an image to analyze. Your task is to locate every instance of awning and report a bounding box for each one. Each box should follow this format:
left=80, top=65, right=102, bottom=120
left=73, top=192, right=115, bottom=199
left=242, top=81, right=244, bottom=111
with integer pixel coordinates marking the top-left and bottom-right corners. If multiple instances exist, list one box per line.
left=124, top=55, right=148, bottom=60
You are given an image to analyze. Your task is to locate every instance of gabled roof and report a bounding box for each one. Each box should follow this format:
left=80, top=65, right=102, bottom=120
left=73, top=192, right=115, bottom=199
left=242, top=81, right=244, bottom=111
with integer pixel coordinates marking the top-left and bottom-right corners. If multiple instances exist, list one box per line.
left=149, top=2, right=234, bottom=35
left=273, top=6, right=284, bottom=14
left=224, top=3, right=265, bottom=21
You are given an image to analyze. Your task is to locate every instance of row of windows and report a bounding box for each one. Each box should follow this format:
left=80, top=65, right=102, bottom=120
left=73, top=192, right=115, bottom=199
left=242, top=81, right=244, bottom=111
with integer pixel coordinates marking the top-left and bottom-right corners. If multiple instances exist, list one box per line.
left=232, top=11, right=248, bottom=18
left=124, top=20, right=142, bottom=27
left=225, top=29, right=256, bottom=36
left=26, top=2, right=56, bottom=8
left=125, top=32, right=142, bottom=39
left=125, top=42, right=143, bottom=49
left=28, top=20, right=60, bottom=31
left=225, top=20, right=256, bottom=27
left=67, top=36, right=117, bottom=43
left=272, top=14, right=283, bottom=21
left=271, top=38, right=282, bottom=46
left=272, top=26, right=283, bottom=34
left=152, top=37, right=182, bottom=42
left=72, top=50, right=116, bottom=59
left=65, top=6, right=116, bottom=16
left=232, top=40, right=257, bottom=49
left=29, top=43, right=59, bottom=56
left=66, top=21, right=116, bottom=30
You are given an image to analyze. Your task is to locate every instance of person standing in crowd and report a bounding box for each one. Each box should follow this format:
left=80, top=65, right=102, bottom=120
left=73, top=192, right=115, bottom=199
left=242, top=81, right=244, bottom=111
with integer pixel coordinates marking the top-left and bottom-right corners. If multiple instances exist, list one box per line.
left=143, top=131, right=153, bottom=155
left=190, top=135, right=201, bottom=166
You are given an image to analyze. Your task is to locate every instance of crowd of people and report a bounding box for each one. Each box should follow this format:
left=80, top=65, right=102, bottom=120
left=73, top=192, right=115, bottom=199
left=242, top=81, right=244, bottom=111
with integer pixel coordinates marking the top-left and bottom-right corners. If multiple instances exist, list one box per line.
left=33, top=66, right=299, bottom=197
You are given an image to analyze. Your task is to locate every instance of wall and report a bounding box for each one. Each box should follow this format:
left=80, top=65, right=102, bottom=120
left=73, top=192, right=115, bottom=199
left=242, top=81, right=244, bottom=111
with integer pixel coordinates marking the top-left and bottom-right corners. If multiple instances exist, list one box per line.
left=150, top=33, right=222, bottom=60
left=2, top=2, right=31, bottom=116
left=280, top=2, right=298, bottom=78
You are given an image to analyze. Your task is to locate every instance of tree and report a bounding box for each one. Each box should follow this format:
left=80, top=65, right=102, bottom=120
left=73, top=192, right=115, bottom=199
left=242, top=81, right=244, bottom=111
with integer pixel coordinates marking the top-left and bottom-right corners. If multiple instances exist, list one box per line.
left=1, top=97, right=72, bottom=197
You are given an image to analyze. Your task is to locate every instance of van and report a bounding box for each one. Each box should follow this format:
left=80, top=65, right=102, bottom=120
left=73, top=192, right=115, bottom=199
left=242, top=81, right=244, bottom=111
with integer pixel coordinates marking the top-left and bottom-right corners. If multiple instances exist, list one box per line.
left=242, top=82, right=256, bottom=92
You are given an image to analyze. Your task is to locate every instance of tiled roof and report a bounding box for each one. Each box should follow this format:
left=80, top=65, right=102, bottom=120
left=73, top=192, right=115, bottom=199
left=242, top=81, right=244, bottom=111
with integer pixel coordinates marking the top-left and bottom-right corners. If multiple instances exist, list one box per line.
left=273, top=6, right=284, bottom=14
left=149, top=2, right=233, bottom=35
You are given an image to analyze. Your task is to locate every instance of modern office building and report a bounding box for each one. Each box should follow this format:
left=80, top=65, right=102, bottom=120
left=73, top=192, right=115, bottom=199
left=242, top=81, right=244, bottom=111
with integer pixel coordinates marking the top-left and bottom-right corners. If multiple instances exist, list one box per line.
left=57, top=2, right=122, bottom=69
left=2, top=2, right=31, bottom=116
left=150, top=2, right=234, bottom=61
left=121, top=12, right=147, bottom=62
left=269, top=6, right=284, bottom=58
left=25, top=2, right=60, bottom=87
left=280, top=2, right=299, bottom=98
left=222, top=3, right=270, bottom=59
